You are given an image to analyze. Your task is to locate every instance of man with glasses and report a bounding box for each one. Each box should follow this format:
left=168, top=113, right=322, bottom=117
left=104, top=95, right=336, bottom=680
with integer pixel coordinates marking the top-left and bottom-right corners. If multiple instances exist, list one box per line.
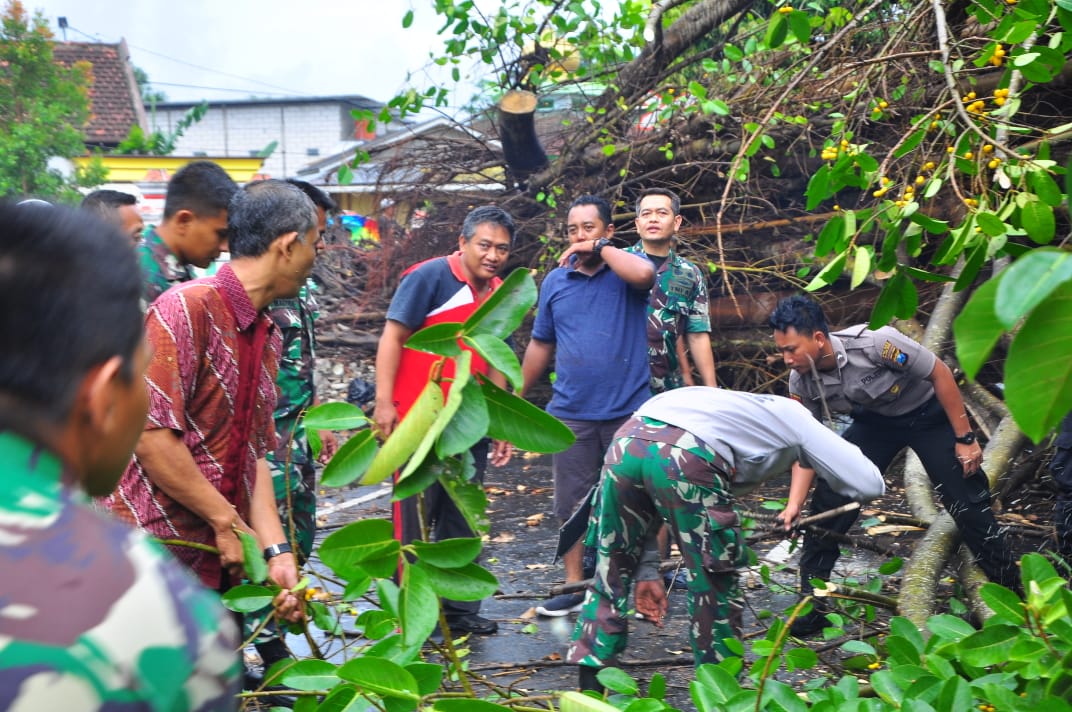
left=374, top=204, right=516, bottom=637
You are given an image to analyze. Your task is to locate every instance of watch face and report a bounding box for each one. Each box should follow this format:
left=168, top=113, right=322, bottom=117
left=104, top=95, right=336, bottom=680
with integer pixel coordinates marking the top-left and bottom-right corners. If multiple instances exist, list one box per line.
left=957, top=432, right=976, bottom=444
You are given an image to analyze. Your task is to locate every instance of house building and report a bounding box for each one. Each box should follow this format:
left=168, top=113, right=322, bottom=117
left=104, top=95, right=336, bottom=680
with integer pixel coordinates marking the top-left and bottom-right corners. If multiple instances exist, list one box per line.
left=150, top=95, right=386, bottom=178
left=53, top=39, right=149, bottom=150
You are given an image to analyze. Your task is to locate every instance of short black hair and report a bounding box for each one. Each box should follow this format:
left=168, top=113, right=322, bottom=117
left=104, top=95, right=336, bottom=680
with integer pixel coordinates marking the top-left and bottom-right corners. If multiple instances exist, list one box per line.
left=768, top=295, right=830, bottom=336
left=81, top=189, right=137, bottom=217
left=162, top=161, right=239, bottom=220
left=635, top=187, right=681, bottom=215
left=461, top=205, right=516, bottom=244
left=0, top=201, right=142, bottom=425
left=569, top=195, right=612, bottom=227
left=284, top=179, right=337, bottom=214
left=228, top=180, right=318, bottom=258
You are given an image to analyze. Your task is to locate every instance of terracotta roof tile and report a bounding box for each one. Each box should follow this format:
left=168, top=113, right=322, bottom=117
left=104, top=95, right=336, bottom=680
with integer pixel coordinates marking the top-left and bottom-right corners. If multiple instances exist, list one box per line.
left=53, top=40, right=147, bottom=148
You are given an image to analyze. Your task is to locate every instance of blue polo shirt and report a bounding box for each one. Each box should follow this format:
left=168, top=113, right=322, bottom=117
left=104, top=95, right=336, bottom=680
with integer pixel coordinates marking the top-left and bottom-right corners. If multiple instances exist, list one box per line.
left=531, top=260, right=651, bottom=420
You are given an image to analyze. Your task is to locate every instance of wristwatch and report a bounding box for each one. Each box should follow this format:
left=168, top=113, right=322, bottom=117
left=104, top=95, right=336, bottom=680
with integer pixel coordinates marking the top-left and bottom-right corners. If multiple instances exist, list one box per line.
left=954, top=431, right=976, bottom=445
left=593, top=237, right=611, bottom=257
left=263, top=542, right=293, bottom=561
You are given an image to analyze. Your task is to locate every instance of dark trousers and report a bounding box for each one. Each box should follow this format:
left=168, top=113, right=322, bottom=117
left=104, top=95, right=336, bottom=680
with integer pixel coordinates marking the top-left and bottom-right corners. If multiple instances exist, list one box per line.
left=394, top=439, right=489, bottom=618
left=799, top=397, right=1019, bottom=591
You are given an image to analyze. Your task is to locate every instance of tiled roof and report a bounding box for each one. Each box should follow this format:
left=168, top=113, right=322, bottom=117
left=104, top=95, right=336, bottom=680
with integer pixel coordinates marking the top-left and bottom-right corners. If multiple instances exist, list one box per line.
left=53, top=40, right=147, bottom=148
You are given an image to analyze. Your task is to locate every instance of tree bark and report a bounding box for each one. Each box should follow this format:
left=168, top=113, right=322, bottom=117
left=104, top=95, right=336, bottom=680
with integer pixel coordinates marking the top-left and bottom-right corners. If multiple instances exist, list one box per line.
left=498, top=90, right=548, bottom=176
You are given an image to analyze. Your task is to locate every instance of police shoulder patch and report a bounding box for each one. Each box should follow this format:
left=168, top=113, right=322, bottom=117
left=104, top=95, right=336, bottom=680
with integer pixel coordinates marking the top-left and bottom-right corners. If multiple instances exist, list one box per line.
left=881, top=340, right=909, bottom=366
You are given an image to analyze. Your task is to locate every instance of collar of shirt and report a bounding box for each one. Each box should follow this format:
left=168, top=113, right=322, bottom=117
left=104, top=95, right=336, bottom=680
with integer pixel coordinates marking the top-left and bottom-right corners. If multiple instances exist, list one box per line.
left=144, top=228, right=192, bottom=282
left=214, top=262, right=260, bottom=331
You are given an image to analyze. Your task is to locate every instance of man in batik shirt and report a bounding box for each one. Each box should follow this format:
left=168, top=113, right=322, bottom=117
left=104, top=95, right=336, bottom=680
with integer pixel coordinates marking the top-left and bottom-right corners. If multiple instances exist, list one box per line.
left=0, top=201, right=240, bottom=709
left=138, top=160, right=237, bottom=304
left=108, top=181, right=318, bottom=618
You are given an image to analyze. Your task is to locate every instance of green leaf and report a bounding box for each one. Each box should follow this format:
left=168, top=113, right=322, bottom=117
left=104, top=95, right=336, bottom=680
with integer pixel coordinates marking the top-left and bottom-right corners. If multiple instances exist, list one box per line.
left=935, top=676, right=973, bottom=712
left=399, top=564, right=440, bottom=647
left=321, top=429, right=379, bottom=488
left=362, top=381, right=445, bottom=485
left=463, top=267, right=537, bottom=339
left=647, top=672, right=666, bottom=700
left=926, top=613, right=976, bottom=642
left=435, top=701, right=516, bottom=712
left=908, top=212, right=949, bottom=234
left=870, top=270, right=918, bottom=327
left=320, top=519, right=400, bottom=577
left=417, top=561, right=498, bottom=601
left=1004, top=278, right=1072, bottom=442
left=391, top=454, right=447, bottom=501
left=894, top=128, right=925, bottom=158
left=840, top=639, right=877, bottom=655
left=815, top=215, right=846, bottom=257
left=317, top=685, right=367, bottom=712
left=402, top=9, right=414, bottom=28
left=957, top=624, right=1022, bottom=666
left=406, top=322, right=464, bottom=357
left=691, top=663, right=737, bottom=707
left=440, top=472, right=489, bottom=535
left=954, top=277, right=1005, bottom=380
left=405, top=662, right=443, bottom=696
left=237, top=529, right=268, bottom=584
left=303, top=401, right=369, bottom=432
left=435, top=379, right=489, bottom=458
left=221, top=584, right=275, bottom=613
left=411, top=537, right=482, bottom=568
left=870, top=670, right=904, bottom=706
left=850, top=246, right=872, bottom=289
left=1028, top=169, right=1065, bottom=206
left=766, top=13, right=789, bottom=49
left=994, top=248, right=1072, bottom=328
left=978, top=582, right=1025, bottom=623
left=804, top=251, right=847, bottom=291
left=1021, top=199, right=1056, bottom=243
left=975, top=211, right=1008, bottom=237
left=805, top=164, right=831, bottom=210
left=480, top=379, right=576, bottom=453
left=724, top=44, right=744, bottom=61
left=462, top=332, right=521, bottom=389
left=787, top=11, right=811, bottom=44
left=279, top=658, right=340, bottom=691
left=336, top=656, right=420, bottom=701
left=597, top=667, right=639, bottom=696
left=356, top=609, right=396, bottom=639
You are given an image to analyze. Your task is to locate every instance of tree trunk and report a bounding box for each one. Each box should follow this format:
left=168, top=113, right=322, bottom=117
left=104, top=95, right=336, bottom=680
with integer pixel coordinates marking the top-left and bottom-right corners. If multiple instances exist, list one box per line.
left=498, top=90, right=548, bottom=177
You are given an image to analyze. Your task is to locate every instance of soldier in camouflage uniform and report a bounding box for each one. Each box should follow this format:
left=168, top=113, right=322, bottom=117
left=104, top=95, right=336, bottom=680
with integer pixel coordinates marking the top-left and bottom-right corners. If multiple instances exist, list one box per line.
left=266, top=180, right=339, bottom=563
left=627, top=188, right=717, bottom=392
left=567, top=388, right=884, bottom=687
left=138, top=161, right=237, bottom=305
left=0, top=202, right=240, bottom=709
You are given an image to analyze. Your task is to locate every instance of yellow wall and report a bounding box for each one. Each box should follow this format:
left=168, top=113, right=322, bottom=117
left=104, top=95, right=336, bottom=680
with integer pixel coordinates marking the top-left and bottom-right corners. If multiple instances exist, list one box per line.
left=73, top=155, right=266, bottom=183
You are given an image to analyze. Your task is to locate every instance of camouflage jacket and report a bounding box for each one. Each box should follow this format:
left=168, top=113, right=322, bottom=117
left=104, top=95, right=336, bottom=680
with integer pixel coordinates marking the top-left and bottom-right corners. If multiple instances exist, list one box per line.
left=0, top=430, right=241, bottom=709
left=625, top=242, right=712, bottom=392
left=138, top=227, right=193, bottom=305
left=267, top=283, right=318, bottom=470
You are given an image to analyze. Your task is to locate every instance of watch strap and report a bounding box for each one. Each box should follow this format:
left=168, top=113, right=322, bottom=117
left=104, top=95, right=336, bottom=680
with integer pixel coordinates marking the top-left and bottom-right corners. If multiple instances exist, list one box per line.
left=263, top=542, right=293, bottom=561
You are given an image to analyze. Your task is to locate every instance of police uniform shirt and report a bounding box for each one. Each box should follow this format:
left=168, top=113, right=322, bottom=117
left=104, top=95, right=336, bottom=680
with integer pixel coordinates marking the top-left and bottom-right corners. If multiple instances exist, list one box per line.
left=788, top=325, right=937, bottom=419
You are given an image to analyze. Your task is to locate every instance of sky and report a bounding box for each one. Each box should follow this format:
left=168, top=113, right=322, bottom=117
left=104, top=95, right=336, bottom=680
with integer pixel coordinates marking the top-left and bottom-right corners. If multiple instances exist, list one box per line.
left=24, top=0, right=484, bottom=113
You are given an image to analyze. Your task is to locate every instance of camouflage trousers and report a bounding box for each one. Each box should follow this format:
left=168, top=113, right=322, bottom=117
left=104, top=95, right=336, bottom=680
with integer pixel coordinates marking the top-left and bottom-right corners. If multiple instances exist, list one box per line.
left=567, top=416, right=746, bottom=669
left=245, top=447, right=316, bottom=646
left=272, top=458, right=317, bottom=562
